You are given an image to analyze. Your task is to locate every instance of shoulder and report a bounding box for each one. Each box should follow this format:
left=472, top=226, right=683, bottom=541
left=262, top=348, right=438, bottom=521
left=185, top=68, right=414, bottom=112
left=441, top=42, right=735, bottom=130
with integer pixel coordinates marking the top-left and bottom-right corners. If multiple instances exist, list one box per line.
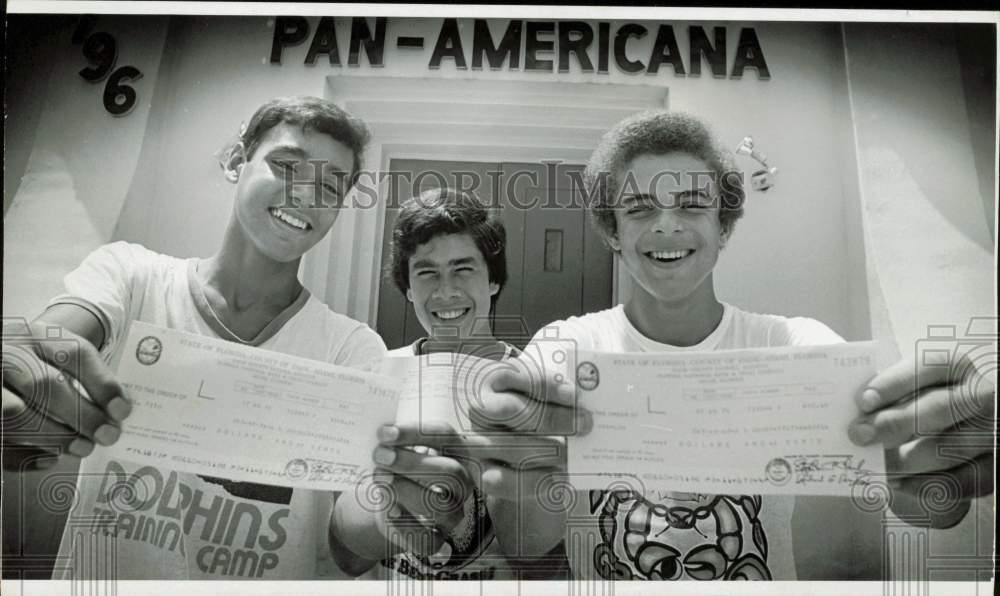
left=728, top=305, right=844, bottom=347
left=386, top=342, right=418, bottom=357
left=295, top=298, right=387, bottom=366
left=78, top=241, right=187, bottom=284
left=530, top=306, right=623, bottom=346
left=89, top=241, right=173, bottom=267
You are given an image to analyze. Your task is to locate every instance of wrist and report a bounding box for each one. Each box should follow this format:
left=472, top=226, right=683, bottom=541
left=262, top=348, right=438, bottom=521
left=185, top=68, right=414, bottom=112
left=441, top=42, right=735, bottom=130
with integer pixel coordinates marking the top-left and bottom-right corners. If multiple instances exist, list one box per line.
left=328, top=495, right=386, bottom=575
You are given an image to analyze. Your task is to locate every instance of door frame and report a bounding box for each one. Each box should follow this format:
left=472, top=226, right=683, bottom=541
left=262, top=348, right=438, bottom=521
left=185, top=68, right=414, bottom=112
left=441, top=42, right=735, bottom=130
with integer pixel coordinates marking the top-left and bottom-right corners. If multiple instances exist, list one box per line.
left=370, top=145, right=602, bottom=331
left=303, top=75, right=668, bottom=327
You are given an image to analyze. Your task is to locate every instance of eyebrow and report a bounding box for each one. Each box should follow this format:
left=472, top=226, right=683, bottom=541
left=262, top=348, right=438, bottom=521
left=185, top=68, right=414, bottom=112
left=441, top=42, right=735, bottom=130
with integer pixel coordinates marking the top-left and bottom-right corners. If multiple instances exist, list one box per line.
left=674, top=189, right=713, bottom=200
left=266, top=145, right=308, bottom=159
left=266, top=145, right=349, bottom=174
left=622, top=193, right=656, bottom=205
left=411, top=256, right=478, bottom=269
left=622, top=190, right=713, bottom=207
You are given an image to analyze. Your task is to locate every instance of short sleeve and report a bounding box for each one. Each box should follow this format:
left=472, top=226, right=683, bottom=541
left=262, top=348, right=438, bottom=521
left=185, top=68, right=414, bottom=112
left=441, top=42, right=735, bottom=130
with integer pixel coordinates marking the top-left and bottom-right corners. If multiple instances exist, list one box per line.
left=774, top=317, right=846, bottom=347
left=332, top=325, right=387, bottom=373
left=46, top=242, right=147, bottom=356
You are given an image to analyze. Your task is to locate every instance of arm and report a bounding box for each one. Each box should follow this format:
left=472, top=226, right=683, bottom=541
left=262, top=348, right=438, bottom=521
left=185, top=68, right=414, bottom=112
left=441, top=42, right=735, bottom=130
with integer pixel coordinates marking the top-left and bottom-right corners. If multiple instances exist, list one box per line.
left=328, top=490, right=400, bottom=576
left=3, top=303, right=129, bottom=471
left=469, top=360, right=587, bottom=575
left=327, top=423, right=473, bottom=576
left=490, top=494, right=570, bottom=578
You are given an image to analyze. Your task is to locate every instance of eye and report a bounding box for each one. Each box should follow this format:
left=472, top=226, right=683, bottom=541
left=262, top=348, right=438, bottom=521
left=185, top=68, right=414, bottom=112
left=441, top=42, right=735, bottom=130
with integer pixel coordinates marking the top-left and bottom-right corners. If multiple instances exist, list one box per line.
left=624, top=200, right=654, bottom=215
left=270, top=159, right=297, bottom=175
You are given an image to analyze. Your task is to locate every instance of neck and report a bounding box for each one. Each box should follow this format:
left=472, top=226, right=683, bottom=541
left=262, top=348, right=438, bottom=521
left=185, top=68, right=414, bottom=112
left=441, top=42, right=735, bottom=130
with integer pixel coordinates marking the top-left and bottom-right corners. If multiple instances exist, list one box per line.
left=623, top=276, right=724, bottom=347
left=200, top=215, right=303, bottom=311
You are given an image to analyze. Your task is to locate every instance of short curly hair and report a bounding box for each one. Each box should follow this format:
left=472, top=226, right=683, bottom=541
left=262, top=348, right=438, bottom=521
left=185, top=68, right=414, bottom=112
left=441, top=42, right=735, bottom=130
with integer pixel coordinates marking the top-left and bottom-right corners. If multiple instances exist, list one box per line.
left=389, top=187, right=507, bottom=311
left=219, top=95, right=371, bottom=188
left=583, top=111, right=745, bottom=247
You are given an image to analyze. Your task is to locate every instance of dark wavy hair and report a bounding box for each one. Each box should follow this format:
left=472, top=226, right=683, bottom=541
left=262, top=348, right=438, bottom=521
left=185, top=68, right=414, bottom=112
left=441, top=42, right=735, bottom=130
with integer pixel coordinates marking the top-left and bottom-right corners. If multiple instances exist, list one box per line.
left=389, top=187, right=507, bottom=313
left=219, top=95, right=371, bottom=187
left=584, top=110, right=745, bottom=248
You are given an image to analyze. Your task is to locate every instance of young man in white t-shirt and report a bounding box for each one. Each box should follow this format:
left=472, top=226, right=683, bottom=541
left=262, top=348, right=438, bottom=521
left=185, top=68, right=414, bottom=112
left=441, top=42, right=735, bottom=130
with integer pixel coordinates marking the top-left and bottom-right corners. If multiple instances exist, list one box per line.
left=330, top=188, right=569, bottom=580
left=1, top=96, right=386, bottom=579
left=504, top=111, right=993, bottom=580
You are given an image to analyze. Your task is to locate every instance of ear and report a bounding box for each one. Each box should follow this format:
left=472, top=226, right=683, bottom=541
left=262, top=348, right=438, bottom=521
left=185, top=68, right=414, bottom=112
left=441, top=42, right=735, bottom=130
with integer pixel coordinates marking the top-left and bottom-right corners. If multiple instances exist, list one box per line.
left=489, top=281, right=500, bottom=296
left=405, top=288, right=414, bottom=303
left=719, top=226, right=731, bottom=249
left=223, top=143, right=248, bottom=184
left=606, top=232, right=622, bottom=253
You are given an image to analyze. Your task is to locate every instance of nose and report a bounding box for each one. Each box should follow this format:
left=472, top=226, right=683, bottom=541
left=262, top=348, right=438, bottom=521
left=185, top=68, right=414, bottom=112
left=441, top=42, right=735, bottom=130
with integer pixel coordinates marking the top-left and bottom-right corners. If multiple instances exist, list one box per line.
left=291, top=180, right=319, bottom=209
left=431, top=275, right=462, bottom=300
left=650, top=207, right=684, bottom=234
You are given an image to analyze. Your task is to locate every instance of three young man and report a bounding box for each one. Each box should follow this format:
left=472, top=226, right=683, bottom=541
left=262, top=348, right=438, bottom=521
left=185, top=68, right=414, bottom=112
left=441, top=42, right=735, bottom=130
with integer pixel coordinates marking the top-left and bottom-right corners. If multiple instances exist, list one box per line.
left=3, top=99, right=989, bottom=581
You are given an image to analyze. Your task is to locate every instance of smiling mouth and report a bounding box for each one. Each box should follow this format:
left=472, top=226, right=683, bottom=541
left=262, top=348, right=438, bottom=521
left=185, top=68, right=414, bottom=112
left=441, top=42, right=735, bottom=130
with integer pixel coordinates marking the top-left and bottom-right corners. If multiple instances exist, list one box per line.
left=432, top=307, right=470, bottom=322
left=269, top=208, right=312, bottom=232
left=645, top=249, right=694, bottom=263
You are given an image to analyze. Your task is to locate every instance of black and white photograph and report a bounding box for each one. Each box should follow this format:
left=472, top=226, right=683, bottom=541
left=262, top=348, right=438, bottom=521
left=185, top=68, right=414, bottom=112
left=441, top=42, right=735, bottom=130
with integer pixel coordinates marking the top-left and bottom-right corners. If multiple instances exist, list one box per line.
left=2, top=2, right=996, bottom=594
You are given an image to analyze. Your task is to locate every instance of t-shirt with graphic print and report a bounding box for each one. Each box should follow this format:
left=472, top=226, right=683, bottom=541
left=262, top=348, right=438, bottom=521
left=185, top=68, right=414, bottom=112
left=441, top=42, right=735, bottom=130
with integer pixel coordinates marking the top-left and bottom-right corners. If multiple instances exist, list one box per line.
left=50, top=241, right=386, bottom=580
left=526, top=303, right=844, bottom=581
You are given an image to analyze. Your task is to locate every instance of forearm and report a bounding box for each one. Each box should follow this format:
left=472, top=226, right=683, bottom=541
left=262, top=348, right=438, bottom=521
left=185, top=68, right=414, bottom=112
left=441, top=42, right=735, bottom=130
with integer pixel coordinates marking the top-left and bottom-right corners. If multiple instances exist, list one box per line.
left=490, top=496, right=569, bottom=578
left=888, top=488, right=972, bottom=529
left=328, top=492, right=399, bottom=576
left=35, top=303, right=106, bottom=349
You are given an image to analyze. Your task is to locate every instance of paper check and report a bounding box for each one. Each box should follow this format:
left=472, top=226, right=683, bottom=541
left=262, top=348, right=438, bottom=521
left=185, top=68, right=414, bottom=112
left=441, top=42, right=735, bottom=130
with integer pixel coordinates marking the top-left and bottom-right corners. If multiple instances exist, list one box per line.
left=567, top=342, right=886, bottom=496
left=380, top=352, right=489, bottom=432
left=101, top=321, right=401, bottom=490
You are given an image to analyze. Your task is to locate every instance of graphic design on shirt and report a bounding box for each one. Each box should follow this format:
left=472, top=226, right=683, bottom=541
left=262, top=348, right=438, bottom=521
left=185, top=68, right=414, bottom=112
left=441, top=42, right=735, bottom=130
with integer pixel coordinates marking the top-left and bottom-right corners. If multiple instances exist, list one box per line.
left=590, top=490, right=772, bottom=580
left=382, top=487, right=498, bottom=580
left=85, top=460, right=292, bottom=578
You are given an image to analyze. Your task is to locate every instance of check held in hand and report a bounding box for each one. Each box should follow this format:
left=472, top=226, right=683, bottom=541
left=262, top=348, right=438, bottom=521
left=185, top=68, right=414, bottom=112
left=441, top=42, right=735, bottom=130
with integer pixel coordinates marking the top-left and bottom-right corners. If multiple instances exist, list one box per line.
left=102, top=322, right=400, bottom=490
left=567, top=342, right=887, bottom=496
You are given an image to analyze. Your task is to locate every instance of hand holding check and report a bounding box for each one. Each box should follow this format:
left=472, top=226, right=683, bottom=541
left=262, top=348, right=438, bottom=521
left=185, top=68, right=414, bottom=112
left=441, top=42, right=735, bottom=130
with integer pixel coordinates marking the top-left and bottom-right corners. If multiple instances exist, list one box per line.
left=849, top=349, right=995, bottom=527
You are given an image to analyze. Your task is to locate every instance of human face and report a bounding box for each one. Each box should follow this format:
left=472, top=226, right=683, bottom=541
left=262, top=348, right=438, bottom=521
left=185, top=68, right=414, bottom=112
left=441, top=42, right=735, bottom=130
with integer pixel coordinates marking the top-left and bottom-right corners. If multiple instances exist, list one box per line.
left=406, top=233, right=499, bottom=340
left=227, top=123, right=355, bottom=262
left=609, top=152, right=728, bottom=304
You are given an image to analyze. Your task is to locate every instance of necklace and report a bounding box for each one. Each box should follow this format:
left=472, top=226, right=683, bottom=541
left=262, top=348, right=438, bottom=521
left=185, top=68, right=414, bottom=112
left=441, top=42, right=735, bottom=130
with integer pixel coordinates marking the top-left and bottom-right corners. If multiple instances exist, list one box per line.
left=201, top=293, right=255, bottom=345
left=195, top=260, right=255, bottom=345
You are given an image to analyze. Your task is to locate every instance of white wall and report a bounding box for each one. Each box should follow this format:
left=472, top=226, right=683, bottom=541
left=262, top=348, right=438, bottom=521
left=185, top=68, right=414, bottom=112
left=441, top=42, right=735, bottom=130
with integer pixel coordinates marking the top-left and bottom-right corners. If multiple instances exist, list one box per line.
left=843, top=22, right=995, bottom=582
left=3, top=15, right=169, bottom=320
left=2, top=14, right=170, bottom=571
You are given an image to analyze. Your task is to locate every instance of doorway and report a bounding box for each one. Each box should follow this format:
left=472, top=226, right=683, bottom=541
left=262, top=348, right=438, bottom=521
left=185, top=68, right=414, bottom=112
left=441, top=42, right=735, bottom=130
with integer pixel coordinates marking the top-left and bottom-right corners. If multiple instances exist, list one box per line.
left=375, top=158, right=614, bottom=349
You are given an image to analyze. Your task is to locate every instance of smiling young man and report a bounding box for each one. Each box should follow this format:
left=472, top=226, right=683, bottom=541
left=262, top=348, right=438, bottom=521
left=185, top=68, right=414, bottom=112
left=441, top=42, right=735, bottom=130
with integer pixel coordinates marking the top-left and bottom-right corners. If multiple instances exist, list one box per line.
left=527, top=111, right=841, bottom=581
left=387, top=188, right=511, bottom=360
left=513, top=110, right=992, bottom=580
left=330, top=188, right=569, bottom=580
left=2, top=96, right=386, bottom=579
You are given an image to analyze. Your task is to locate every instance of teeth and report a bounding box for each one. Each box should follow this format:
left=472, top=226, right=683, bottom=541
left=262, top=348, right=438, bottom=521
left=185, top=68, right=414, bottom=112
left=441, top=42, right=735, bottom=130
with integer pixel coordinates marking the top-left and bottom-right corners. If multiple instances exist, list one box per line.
left=649, top=250, right=692, bottom=261
left=435, top=309, right=467, bottom=320
left=269, top=208, right=309, bottom=230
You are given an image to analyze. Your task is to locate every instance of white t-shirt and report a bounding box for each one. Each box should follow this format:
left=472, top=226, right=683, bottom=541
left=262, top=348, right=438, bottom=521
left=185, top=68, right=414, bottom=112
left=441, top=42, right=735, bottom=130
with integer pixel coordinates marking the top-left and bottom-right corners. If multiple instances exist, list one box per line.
left=51, top=242, right=386, bottom=580
left=527, top=303, right=843, bottom=581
